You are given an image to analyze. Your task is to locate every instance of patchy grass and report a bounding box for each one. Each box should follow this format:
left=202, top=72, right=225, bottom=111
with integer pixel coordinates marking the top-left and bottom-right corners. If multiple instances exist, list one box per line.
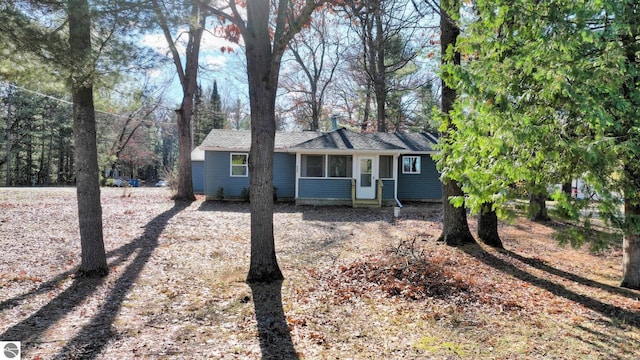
left=0, top=188, right=638, bottom=359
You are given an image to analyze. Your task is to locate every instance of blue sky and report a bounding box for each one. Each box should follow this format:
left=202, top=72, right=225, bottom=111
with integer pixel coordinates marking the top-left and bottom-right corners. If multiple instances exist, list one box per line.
left=139, top=28, right=247, bottom=106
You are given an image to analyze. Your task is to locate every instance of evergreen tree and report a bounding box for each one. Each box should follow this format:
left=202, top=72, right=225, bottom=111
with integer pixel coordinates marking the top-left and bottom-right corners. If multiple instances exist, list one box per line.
left=1, top=0, right=147, bottom=277
left=441, top=0, right=640, bottom=288
left=211, top=80, right=225, bottom=129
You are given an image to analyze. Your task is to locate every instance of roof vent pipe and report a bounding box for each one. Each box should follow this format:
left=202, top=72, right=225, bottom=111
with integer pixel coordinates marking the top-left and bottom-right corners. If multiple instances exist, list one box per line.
left=331, top=115, right=338, bottom=131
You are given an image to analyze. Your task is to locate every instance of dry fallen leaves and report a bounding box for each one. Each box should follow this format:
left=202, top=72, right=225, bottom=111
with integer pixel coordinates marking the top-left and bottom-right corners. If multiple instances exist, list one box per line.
left=1, top=188, right=639, bottom=359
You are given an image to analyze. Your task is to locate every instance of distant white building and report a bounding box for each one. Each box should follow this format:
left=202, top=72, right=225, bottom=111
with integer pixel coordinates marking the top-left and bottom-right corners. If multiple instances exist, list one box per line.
left=571, top=178, right=601, bottom=200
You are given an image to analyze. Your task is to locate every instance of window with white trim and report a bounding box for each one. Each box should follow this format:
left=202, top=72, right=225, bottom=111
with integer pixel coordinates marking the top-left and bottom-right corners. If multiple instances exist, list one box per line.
left=230, top=153, right=248, bottom=177
left=402, top=156, right=421, bottom=174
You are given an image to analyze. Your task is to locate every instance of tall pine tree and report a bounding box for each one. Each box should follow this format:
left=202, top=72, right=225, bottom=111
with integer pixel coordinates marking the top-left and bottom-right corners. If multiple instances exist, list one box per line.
left=441, top=0, right=640, bottom=289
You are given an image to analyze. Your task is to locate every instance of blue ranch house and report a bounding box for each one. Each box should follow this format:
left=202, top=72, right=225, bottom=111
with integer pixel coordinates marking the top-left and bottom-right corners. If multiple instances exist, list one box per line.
left=193, top=128, right=442, bottom=207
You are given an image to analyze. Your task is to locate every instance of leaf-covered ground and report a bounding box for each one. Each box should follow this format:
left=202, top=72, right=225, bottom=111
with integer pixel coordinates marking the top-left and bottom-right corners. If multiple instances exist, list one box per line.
left=0, top=187, right=638, bottom=359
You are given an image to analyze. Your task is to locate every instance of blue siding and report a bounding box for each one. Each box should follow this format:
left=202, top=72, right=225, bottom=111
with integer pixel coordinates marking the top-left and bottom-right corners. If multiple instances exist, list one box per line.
left=205, top=151, right=249, bottom=197
left=299, top=178, right=352, bottom=199
left=204, top=151, right=296, bottom=199
left=204, top=150, right=442, bottom=202
left=274, top=153, right=296, bottom=199
left=192, top=161, right=204, bottom=194
left=382, top=179, right=395, bottom=200
left=397, top=154, right=442, bottom=201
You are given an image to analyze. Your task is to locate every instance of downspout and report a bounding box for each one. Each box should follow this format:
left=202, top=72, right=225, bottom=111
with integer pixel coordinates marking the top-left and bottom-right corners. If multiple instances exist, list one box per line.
left=295, top=152, right=300, bottom=201
left=394, top=153, right=402, bottom=208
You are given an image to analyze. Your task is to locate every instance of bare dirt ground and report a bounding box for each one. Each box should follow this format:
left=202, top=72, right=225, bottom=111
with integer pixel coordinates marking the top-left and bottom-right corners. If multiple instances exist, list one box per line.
left=0, top=187, right=639, bottom=359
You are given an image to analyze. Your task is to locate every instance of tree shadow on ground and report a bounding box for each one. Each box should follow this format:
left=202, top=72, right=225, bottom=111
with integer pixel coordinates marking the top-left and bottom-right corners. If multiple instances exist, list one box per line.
left=249, top=280, right=298, bottom=360
left=197, top=201, right=298, bottom=214
left=0, top=268, right=78, bottom=313
left=197, top=200, right=251, bottom=213
left=0, top=201, right=190, bottom=359
left=299, top=206, right=393, bottom=223
left=197, top=201, right=442, bottom=225
left=461, top=244, right=640, bottom=328
left=500, top=249, right=639, bottom=301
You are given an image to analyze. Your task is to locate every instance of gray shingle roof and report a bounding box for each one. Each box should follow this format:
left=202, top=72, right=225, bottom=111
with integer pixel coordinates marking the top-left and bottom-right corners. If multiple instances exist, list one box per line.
left=291, top=128, right=438, bottom=152
left=198, top=128, right=438, bottom=152
left=291, top=128, right=405, bottom=151
left=366, top=132, right=438, bottom=152
left=199, top=129, right=322, bottom=151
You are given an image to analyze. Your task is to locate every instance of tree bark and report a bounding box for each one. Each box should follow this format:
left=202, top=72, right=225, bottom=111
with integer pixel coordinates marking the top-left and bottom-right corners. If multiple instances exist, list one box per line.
left=246, top=108, right=282, bottom=283
left=374, top=4, right=386, bottom=133
left=174, top=105, right=195, bottom=200
left=27, top=122, right=33, bottom=185
left=68, top=0, right=108, bottom=277
left=152, top=0, right=201, bottom=201
left=618, top=2, right=640, bottom=290
left=172, top=6, right=201, bottom=202
left=437, top=0, right=474, bottom=246
left=529, top=190, right=550, bottom=222
left=5, top=95, right=12, bottom=186
left=438, top=179, right=475, bottom=245
left=361, top=79, right=372, bottom=131
left=621, top=199, right=640, bottom=289
left=203, top=0, right=317, bottom=283
left=478, top=202, right=503, bottom=248
left=245, top=0, right=283, bottom=283
left=310, top=89, right=319, bottom=131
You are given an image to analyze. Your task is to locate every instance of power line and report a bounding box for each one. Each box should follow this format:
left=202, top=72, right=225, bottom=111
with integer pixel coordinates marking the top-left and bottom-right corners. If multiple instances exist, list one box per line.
left=1, top=81, right=129, bottom=118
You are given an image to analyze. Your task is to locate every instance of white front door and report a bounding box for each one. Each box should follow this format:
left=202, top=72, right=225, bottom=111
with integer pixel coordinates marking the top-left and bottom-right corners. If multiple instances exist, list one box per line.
left=356, top=156, right=376, bottom=199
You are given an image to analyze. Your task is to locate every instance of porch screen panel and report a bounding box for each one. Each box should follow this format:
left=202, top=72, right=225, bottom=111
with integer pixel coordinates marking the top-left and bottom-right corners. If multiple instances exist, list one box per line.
left=379, top=155, right=393, bottom=178
left=301, top=155, right=325, bottom=177
left=329, top=155, right=352, bottom=177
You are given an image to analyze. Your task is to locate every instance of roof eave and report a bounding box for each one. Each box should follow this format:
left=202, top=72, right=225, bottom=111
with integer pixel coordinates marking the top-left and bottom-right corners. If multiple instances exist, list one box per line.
left=199, top=146, right=295, bottom=152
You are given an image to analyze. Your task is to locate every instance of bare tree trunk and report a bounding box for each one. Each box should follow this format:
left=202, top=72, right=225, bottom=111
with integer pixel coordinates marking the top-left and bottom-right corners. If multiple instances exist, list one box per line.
left=438, top=179, right=475, bottom=245
left=152, top=0, right=202, bottom=201
left=46, top=131, right=53, bottom=184
left=27, top=122, right=33, bottom=185
left=172, top=31, right=199, bottom=201
left=362, top=81, right=372, bottom=131
left=69, top=0, right=107, bottom=277
left=73, top=84, right=108, bottom=277
left=175, top=106, right=195, bottom=200
left=67, top=144, right=74, bottom=183
left=529, top=190, right=550, bottom=222
left=361, top=14, right=374, bottom=132
left=203, top=0, right=317, bottom=284
left=245, top=0, right=283, bottom=283
left=618, top=4, right=639, bottom=290
left=14, top=152, right=19, bottom=185
left=39, top=118, right=46, bottom=185
left=374, top=5, right=386, bottom=133
left=437, top=0, right=474, bottom=246
left=621, top=200, right=640, bottom=289
left=478, top=202, right=503, bottom=248
left=310, top=89, right=319, bottom=131
left=57, top=131, right=64, bottom=184
left=5, top=97, right=11, bottom=186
